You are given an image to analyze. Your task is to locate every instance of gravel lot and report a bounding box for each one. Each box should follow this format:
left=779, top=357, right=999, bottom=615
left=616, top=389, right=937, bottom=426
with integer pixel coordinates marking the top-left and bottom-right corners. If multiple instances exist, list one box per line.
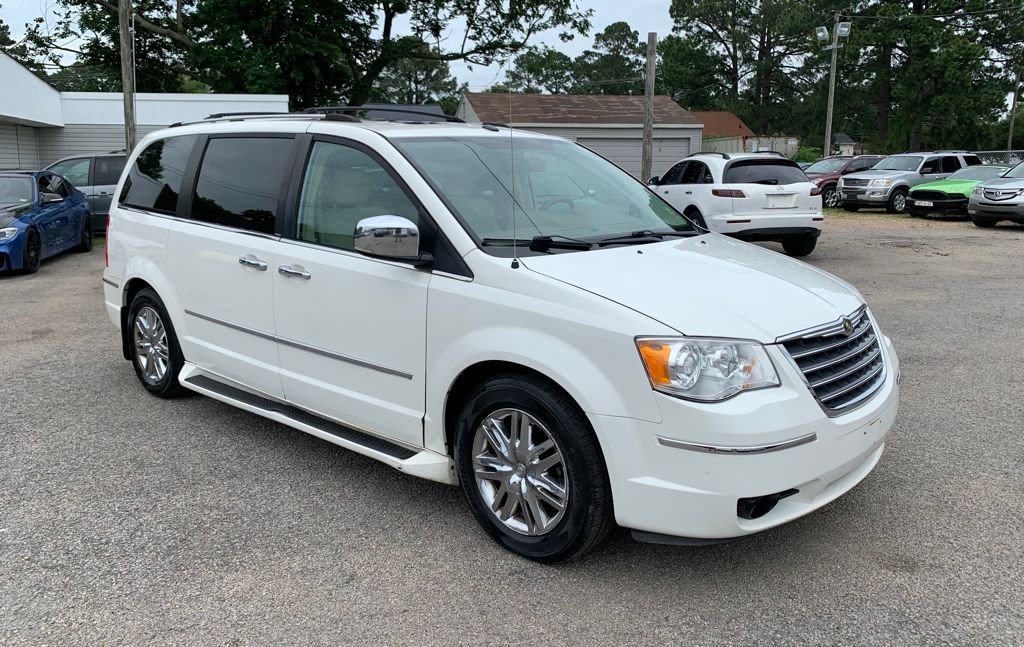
left=2, top=213, right=1022, bottom=645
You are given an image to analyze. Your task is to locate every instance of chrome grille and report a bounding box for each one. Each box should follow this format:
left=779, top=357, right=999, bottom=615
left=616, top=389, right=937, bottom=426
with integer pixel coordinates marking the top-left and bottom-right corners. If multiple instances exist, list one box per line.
left=780, top=308, right=885, bottom=415
left=843, top=178, right=869, bottom=187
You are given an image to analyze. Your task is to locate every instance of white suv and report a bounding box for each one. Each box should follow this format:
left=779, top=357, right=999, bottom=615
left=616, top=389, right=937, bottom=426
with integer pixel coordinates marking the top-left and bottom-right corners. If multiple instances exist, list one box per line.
left=103, top=113, right=899, bottom=562
left=648, top=152, right=823, bottom=256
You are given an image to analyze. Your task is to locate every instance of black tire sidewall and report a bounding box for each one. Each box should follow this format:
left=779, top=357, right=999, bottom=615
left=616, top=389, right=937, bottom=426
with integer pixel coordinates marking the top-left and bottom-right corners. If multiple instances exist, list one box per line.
left=454, top=376, right=610, bottom=562
left=77, top=216, right=93, bottom=252
left=972, top=217, right=996, bottom=228
left=783, top=235, right=817, bottom=257
left=128, top=288, right=186, bottom=397
left=22, top=229, right=41, bottom=274
left=687, top=209, right=708, bottom=231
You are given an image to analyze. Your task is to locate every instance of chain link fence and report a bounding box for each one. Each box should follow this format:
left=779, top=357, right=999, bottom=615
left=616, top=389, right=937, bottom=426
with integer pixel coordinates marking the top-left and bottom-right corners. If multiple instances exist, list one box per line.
left=975, top=150, right=1024, bottom=165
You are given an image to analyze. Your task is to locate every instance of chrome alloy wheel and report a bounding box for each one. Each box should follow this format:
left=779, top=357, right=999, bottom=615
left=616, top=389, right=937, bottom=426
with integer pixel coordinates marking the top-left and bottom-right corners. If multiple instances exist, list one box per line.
left=824, top=187, right=839, bottom=208
left=893, top=192, right=907, bottom=212
left=133, top=306, right=170, bottom=384
left=472, top=408, right=569, bottom=536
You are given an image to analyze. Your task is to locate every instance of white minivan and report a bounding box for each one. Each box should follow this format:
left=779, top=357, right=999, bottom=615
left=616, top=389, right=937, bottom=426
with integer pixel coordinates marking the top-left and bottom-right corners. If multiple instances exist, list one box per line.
left=103, top=113, right=899, bottom=562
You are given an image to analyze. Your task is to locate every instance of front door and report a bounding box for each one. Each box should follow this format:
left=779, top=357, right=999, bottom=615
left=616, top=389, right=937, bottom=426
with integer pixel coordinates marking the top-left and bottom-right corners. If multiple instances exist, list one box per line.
left=165, top=134, right=296, bottom=399
left=273, top=137, right=429, bottom=447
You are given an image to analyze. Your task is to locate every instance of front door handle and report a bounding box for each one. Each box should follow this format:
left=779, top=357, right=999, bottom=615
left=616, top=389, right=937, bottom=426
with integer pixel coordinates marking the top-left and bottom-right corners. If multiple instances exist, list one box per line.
left=684, top=190, right=693, bottom=195
left=238, top=256, right=268, bottom=271
left=278, top=265, right=311, bottom=280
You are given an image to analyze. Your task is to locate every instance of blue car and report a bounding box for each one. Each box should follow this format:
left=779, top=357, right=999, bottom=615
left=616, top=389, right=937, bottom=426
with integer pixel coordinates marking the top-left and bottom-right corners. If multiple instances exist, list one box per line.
left=0, top=170, right=93, bottom=274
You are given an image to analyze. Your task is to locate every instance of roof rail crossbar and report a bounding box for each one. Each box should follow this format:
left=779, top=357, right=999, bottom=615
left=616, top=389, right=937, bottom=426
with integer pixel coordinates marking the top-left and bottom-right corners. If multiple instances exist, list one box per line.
left=688, top=151, right=730, bottom=160
left=302, top=105, right=464, bottom=123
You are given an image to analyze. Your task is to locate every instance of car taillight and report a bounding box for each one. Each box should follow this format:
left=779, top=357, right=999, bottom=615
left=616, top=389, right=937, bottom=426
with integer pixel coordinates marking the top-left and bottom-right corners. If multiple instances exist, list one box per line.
left=810, top=186, right=822, bottom=196
left=104, top=214, right=110, bottom=267
left=712, top=189, right=746, bottom=198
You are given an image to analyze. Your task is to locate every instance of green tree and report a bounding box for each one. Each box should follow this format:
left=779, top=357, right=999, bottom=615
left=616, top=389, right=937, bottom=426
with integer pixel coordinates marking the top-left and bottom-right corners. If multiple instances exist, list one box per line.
left=657, top=34, right=728, bottom=110
left=372, top=40, right=460, bottom=110
left=506, top=46, right=575, bottom=94
left=572, top=21, right=644, bottom=94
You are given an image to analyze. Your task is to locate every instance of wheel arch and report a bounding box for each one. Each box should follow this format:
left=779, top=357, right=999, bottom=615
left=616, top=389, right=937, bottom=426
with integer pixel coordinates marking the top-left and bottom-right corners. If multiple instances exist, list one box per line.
left=118, top=260, right=182, bottom=361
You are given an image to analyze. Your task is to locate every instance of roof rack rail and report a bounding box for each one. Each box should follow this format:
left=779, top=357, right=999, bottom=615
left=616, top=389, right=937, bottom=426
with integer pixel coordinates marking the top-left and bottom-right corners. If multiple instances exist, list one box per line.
left=205, top=111, right=289, bottom=119
left=934, top=149, right=970, bottom=153
left=169, top=112, right=328, bottom=127
left=302, top=105, right=464, bottom=123
left=688, top=151, right=730, bottom=160
left=751, top=150, right=787, bottom=157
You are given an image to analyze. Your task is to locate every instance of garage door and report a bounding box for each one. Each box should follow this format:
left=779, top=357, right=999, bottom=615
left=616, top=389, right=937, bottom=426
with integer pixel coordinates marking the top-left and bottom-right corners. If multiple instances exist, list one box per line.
left=576, top=137, right=691, bottom=179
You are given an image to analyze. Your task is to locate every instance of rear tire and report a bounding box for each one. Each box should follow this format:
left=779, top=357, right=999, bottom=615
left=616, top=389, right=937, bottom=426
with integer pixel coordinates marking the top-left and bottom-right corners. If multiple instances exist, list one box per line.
left=782, top=235, right=818, bottom=257
left=74, top=215, right=94, bottom=252
left=886, top=189, right=908, bottom=214
left=20, top=229, right=41, bottom=274
left=454, top=373, right=613, bottom=562
left=971, top=217, right=997, bottom=228
left=128, top=288, right=187, bottom=398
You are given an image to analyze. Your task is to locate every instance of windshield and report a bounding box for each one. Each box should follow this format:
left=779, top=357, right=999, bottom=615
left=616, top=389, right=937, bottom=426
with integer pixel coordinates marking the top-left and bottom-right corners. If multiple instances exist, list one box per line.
left=724, top=160, right=807, bottom=185
left=392, top=135, right=694, bottom=252
left=947, top=166, right=1008, bottom=181
left=872, top=155, right=923, bottom=171
left=0, top=177, right=33, bottom=207
left=1005, top=162, right=1024, bottom=179
left=804, top=158, right=848, bottom=174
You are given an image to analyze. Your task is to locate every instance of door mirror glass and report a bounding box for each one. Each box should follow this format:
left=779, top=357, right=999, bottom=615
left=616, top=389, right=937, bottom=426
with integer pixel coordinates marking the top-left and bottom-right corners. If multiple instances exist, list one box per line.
left=40, top=192, right=63, bottom=204
left=354, top=215, right=420, bottom=260
left=647, top=176, right=660, bottom=186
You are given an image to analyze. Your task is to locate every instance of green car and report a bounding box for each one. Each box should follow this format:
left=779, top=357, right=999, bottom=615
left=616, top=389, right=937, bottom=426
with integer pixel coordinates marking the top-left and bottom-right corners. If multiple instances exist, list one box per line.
left=907, top=165, right=1009, bottom=216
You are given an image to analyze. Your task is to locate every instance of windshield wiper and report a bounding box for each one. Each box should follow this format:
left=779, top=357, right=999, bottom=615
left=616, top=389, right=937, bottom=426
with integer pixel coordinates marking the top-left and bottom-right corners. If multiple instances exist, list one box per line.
left=481, top=235, right=593, bottom=251
left=596, top=229, right=698, bottom=246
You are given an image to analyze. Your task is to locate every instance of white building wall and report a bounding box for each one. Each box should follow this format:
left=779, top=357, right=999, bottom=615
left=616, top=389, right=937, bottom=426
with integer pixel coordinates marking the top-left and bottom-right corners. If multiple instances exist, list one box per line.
left=0, top=52, right=63, bottom=127
left=60, top=92, right=290, bottom=126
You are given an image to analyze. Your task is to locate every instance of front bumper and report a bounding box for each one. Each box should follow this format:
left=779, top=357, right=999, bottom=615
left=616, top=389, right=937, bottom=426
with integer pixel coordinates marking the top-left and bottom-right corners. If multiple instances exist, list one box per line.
left=968, top=199, right=1024, bottom=222
left=590, top=335, right=899, bottom=539
left=839, top=187, right=890, bottom=206
left=907, top=196, right=967, bottom=215
left=0, top=236, right=25, bottom=271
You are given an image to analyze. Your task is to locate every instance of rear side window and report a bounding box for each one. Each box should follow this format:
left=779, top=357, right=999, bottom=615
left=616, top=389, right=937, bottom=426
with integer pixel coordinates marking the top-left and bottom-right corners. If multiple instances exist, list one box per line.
left=941, top=156, right=962, bottom=173
left=192, top=137, right=294, bottom=235
left=963, top=155, right=982, bottom=166
left=120, top=135, right=199, bottom=215
left=93, top=156, right=127, bottom=185
left=724, top=160, right=806, bottom=185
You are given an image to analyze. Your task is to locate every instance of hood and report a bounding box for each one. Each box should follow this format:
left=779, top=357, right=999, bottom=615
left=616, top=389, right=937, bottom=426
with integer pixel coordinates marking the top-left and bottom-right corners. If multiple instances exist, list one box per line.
left=910, top=179, right=978, bottom=195
left=0, top=203, right=31, bottom=228
left=979, top=177, right=1024, bottom=189
left=845, top=169, right=911, bottom=180
left=521, top=234, right=864, bottom=343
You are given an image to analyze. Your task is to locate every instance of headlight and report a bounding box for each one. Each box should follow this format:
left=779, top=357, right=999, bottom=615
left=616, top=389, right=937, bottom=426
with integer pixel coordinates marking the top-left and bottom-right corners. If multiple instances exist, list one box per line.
left=635, top=337, right=780, bottom=402
left=972, top=186, right=983, bottom=195
left=869, top=179, right=893, bottom=188
left=837, top=179, right=844, bottom=188
left=0, top=227, right=19, bottom=242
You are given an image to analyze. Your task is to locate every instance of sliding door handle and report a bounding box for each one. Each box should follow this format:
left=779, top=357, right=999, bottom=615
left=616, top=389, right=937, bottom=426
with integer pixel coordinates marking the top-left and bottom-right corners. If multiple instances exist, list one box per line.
left=238, top=256, right=268, bottom=271
left=278, top=265, right=311, bottom=280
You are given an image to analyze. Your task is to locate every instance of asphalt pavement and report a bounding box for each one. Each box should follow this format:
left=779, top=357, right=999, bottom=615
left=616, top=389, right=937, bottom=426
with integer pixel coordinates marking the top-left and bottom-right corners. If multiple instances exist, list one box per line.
left=1, top=213, right=1022, bottom=645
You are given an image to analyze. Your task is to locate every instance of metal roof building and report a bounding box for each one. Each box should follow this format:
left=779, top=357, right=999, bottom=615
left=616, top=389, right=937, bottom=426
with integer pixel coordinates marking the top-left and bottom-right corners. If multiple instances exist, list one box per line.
left=0, top=51, right=288, bottom=169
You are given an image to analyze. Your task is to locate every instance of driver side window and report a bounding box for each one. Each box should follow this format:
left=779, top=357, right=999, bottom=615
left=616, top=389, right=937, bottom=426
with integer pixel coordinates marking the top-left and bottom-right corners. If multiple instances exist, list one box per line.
left=296, top=141, right=419, bottom=252
left=920, top=157, right=940, bottom=174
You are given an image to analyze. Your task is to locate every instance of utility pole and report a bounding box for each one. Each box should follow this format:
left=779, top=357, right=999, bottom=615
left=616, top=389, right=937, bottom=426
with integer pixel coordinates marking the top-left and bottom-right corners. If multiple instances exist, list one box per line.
left=1008, top=69, right=1021, bottom=150
left=641, top=32, right=657, bottom=182
left=119, top=0, right=137, bottom=153
left=822, top=12, right=840, bottom=157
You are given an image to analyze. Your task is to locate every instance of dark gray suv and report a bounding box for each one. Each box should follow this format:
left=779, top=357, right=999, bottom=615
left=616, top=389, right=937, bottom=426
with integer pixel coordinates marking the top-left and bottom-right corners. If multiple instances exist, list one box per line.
left=45, top=154, right=127, bottom=233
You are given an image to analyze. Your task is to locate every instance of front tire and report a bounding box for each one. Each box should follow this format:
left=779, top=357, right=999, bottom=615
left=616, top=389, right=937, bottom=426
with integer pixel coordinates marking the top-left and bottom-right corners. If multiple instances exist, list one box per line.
left=822, top=185, right=839, bottom=209
left=886, top=189, right=908, bottom=214
left=971, top=217, right=997, bottom=228
left=782, top=235, right=818, bottom=257
left=20, top=229, right=41, bottom=274
left=128, top=288, right=186, bottom=398
left=454, top=374, right=613, bottom=562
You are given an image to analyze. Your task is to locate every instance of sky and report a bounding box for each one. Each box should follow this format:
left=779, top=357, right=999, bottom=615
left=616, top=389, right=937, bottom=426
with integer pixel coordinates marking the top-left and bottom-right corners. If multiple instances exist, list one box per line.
left=0, top=0, right=677, bottom=90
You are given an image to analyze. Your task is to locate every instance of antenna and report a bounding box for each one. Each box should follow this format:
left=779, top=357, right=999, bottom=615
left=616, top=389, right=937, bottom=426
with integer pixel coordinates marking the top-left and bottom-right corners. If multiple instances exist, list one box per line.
left=509, top=88, right=519, bottom=269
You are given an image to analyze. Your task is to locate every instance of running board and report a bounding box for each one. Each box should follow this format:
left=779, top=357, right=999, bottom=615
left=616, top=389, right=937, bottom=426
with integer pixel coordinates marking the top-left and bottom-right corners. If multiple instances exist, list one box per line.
left=178, top=364, right=455, bottom=484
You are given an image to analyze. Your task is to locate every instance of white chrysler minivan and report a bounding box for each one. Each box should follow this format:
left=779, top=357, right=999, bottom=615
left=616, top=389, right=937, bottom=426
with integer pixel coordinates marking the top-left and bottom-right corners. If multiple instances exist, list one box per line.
left=103, top=112, right=899, bottom=562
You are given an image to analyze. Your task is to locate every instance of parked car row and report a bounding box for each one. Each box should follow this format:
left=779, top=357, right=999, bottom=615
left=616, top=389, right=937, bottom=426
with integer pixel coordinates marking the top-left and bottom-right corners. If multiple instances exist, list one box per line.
left=0, top=171, right=93, bottom=273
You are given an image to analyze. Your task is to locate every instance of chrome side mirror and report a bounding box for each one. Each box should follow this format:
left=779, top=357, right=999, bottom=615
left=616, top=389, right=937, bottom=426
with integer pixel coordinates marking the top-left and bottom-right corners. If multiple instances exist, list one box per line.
left=353, top=215, right=421, bottom=261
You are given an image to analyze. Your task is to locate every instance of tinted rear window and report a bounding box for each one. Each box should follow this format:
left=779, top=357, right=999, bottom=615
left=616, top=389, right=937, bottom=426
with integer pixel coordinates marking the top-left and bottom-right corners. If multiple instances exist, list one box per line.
left=93, top=156, right=127, bottom=185
left=191, top=137, right=294, bottom=234
left=120, top=136, right=199, bottom=214
left=724, top=160, right=807, bottom=185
